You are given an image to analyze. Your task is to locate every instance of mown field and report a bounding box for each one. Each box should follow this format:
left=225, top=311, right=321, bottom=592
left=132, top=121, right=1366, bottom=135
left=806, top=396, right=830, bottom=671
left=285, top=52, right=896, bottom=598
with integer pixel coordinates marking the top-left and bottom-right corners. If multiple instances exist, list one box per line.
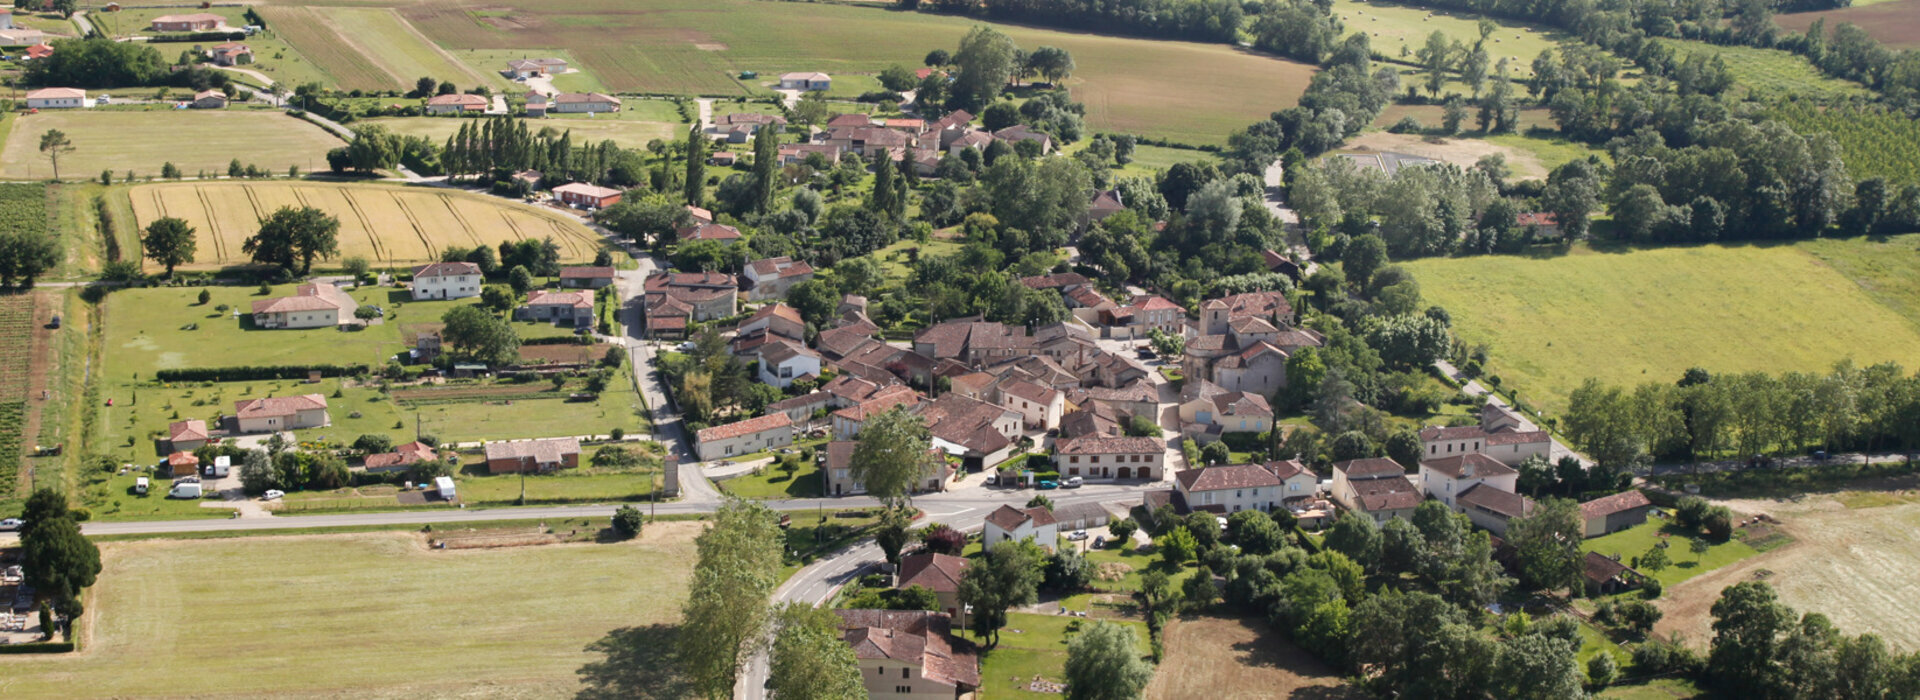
left=315, top=6, right=509, bottom=91
left=1406, top=240, right=1920, bottom=415
left=1766, top=102, right=1920, bottom=185
left=1655, top=38, right=1871, bottom=99
left=260, top=5, right=406, bottom=92
left=1332, top=0, right=1574, bottom=80
left=1775, top=0, right=1920, bottom=49
left=0, top=527, right=699, bottom=696
left=125, top=181, right=608, bottom=269
left=0, top=111, right=342, bottom=180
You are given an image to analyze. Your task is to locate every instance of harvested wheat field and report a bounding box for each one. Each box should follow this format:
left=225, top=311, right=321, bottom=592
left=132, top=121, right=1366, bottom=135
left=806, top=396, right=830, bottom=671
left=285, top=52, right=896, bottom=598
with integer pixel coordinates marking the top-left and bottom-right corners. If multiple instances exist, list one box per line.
left=1147, top=615, right=1364, bottom=700
left=126, top=181, right=608, bottom=269
left=1655, top=484, right=1920, bottom=652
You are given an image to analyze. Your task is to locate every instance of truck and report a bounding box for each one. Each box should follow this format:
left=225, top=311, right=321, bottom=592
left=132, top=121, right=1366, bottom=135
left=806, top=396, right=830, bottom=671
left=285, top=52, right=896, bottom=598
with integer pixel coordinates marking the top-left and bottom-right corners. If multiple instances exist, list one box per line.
left=204, top=455, right=231, bottom=478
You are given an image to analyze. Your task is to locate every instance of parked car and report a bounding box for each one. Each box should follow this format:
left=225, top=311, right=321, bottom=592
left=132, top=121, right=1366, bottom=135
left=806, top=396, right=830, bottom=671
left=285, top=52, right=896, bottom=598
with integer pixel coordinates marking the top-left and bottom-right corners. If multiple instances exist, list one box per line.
left=1066, top=530, right=1089, bottom=541
left=0, top=518, right=22, bottom=531
left=1037, top=480, right=1058, bottom=490
left=1063, top=476, right=1083, bottom=488
left=263, top=489, right=285, bottom=501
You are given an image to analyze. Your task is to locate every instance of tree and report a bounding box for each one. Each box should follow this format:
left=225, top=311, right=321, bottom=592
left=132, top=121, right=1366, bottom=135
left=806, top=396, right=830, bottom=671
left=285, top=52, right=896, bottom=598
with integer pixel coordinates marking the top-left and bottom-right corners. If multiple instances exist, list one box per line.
left=1690, top=537, right=1712, bottom=562
left=1044, top=548, right=1092, bottom=592
left=751, top=123, right=778, bottom=213
left=17, top=489, right=100, bottom=603
left=1708, top=581, right=1793, bottom=698
left=1108, top=517, right=1137, bottom=543
left=1064, top=620, right=1154, bottom=700
left=951, top=26, right=1019, bottom=110
left=1157, top=526, right=1198, bottom=566
left=684, top=124, right=707, bottom=208
left=1498, top=631, right=1584, bottom=699
left=769, top=603, right=867, bottom=700
left=847, top=407, right=944, bottom=508
left=878, top=64, right=918, bottom=92
left=612, top=505, right=644, bottom=539
left=244, top=206, right=340, bottom=274
left=39, top=129, right=75, bottom=181
left=509, top=265, right=535, bottom=294
left=414, top=76, right=438, bottom=97
left=1027, top=46, right=1076, bottom=84
left=958, top=539, right=1044, bottom=646
left=1323, top=511, right=1381, bottom=571
left=679, top=498, right=784, bottom=699
left=439, top=305, right=521, bottom=365
left=1639, top=544, right=1670, bottom=573
left=875, top=508, right=912, bottom=566
left=135, top=216, right=193, bottom=277
left=1508, top=498, right=1584, bottom=593
left=1182, top=565, right=1218, bottom=611
left=1228, top=509, right=1286, bottom=555
left=1138, top=569, right=1178, bottom=614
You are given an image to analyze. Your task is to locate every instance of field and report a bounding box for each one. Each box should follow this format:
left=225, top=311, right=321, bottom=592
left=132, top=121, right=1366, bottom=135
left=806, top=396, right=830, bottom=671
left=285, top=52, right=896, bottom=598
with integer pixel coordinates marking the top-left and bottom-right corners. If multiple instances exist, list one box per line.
left=391, top=0, right=1315, bottom=145
left=1766, top=102, right=1920, bottom=185
left=1775, top=0, right=1920, bottom=49
left=0, top=295, right=30, bottom=500
left=969, top=612, right=1151, bottom=699
left=315, top=7, right=509, bottom=92
left=1339, top=130, right=1606, bottom=180
left=1581, top=514, right=1761, bottom=589
left=449, top=48, right=608, bottom=93
left=1332, top=0, right=1576, bottom=80
left=261, top=5, right=406, bottom=92
left=125, top=181, right=610, bottom=269
left=1656, top=489, right=1920, bottom=654
left=0, top=111, right=342, bottom=181
left=1655, top=39, right=1871, bottom=99
left=1145, top=615, right=1363, bottom=699
left=366, top=113, right=685, bottom=150
left=88, top=6, right=337, bottom=90
left=0, top=526, right=701, bottom=696
left=1405, top=241, right=1920, bottom=415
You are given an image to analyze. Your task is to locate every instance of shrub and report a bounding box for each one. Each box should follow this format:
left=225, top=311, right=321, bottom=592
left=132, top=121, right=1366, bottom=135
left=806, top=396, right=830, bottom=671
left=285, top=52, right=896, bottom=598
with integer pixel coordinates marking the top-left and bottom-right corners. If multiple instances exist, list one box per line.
left=611, top=504, right=643, bottom=539
left=197, top=289, right=211, bottom=305
left=1108, top=517, right=1137, bottom=543
left=1586, top=653, right=1617, bottom=689
left=155, top=365, right=371, bottom=382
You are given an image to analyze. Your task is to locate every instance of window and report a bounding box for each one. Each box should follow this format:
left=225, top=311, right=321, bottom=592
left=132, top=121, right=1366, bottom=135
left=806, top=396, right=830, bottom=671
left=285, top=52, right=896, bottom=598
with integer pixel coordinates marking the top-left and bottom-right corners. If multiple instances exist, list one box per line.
left=1090, top=456, right=1100, bottom=464
left=903, top=668, right=910, bottom=679
left=1070, top=456, right=1079, bottom=464
left=896, top=686, right=913, bottom=694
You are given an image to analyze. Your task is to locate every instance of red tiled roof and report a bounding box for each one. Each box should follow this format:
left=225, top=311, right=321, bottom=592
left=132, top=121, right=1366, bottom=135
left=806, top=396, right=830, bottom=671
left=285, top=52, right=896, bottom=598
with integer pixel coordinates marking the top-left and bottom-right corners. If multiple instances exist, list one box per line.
left=526, top=290, right=593, bottom=309
left=1420, top=425, right=1489, bottom=442
left=1583, top=551, right=1633, bottom=584
left=1335, top=457, right=1405, bottom=479
left=696, top=413, right=791, bottom=443
left=984, top=504, right=1056, bottom=531
left=1458, top=483, right=1534, bottom=519
left=168, top=419, right=209, bottom=443
left=553, top=182, right=622, bottom=199
left=412, top=261, right=480, bottom=279
left=834, top=610, right=979, bottom=689
left=1421, top=453, right=1517, bottom=480
left=1351, top=475, right=1421, bottom=512
left=168, top=451, right=199, bottom=467
left=897, top=552, right=968, bottom=594
left=1580, top=490, right=1654, bottom=521
left=1487, top=429, right=1551, bottom=446
left=234, top=394, right=327, bottom=419
left=1175, top=464, right=1282, bottom=492
left=559, top=266, right=616, bottom=279
left=365, top=441, right=438, bottom=470
left=1263, top=459, right=1315, bottom=481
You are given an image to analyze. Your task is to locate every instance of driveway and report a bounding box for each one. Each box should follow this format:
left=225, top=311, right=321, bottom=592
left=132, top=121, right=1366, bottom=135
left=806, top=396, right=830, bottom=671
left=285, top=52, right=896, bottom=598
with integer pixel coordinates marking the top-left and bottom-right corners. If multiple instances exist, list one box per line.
left=1435, top=360, right=1590, bottom=467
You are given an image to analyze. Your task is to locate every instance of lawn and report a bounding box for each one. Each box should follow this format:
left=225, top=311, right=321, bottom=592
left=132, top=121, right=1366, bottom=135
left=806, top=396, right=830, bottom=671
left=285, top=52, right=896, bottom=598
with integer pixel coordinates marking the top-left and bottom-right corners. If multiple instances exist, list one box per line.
left=366, top=113, right=685, bottom=151
left=716, top=458, right=823, bottom=499
left=0, top=526, right=702, bottom=696
left=1655, top=38, right=1872, bottom=99
left=124, top=181, right=612, bottom=269
left=968, top=612, right=1151, bottom=699
left=105, top=283, right=428, bottom=375
left=1581, top=514, right=1759, bottom=589
left=871, top=236, right=964, bottom=285
left=0, top=110, right=342, bottom=180
left=394, top=0, right=1317, bottom=145
left=1404, top=241, right=1920, bottom=415
left=1332, top=0, right=1581, bottom=80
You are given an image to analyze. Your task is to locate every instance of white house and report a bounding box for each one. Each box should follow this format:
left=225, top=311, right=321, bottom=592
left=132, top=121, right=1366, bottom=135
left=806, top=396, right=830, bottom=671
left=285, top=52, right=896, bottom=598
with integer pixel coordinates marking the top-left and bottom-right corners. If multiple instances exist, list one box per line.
left=996, top=379, right=1063, bottom=431
left=758, top=342, right=823, bottom=389
left=1331, top=457, right=1420, bottom=523
left=779, top=72, right=832, bottom=91
left=1263, top=459, right=1320, bottom=503
left=250, top=283, right=357, bottom=329
left=233, top=394, right=330, bottom=434
left=1418, top=453, right=1519, bottom=509
left=551, top=92, right=621, bottom=114
left=1419, top=402, right=1552, bottom=466
left=982, top=504, right=1059, bottom=552
left=26, top=87, right=88, bottom=110
left=694, top=413, right=793, bottom=461
left=1173, top=464, right=1283, bottom=514
left=410, top=261, right=482, bottom=301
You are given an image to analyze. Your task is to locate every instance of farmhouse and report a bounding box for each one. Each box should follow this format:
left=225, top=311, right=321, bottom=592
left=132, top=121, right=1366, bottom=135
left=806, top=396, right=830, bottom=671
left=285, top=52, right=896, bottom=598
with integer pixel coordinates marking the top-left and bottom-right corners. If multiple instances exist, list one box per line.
left=25, top=87, right=87, bottom=109
left=1177, top=379, right=1273, bottom=442
left=643, top=271, right=738, bottom=338
left=1054, top=435, right=1164, bottom=482
left=363, top=441, right=441, bottom=474
left=743, top=256, right=814, bottom=300
left=251, top=283, right=357, bottom=329
left=559, top=266, right=616, bottom=289
left=779, top=72, right=832, bottom=91
left=1331, top=458, right=1420, bottom=523
left=553, top=182, right=623, bottom=209
left=896, top=553, right=969, bottom=626
left=504, top=57, right=567, bottom=78
left=1516, top=212, right=1561, bottom=237
left=207, top=42, right=252, bottom=66
left=1174, top=463, right=1284, bottom=514
left=151, top=12, right=226, bottom=31
left=1419, top=453, right=1518, bottom=510
left=824, top=126, right=911, bottom=157
left=983, top=504, right=1058, bottom=551
left=523, top=92, right=549, bottom=117
left=167, top=419, right=209, bottom=452
left=758, top=342, right=823, bottom=389
left=778, top=143, right=843, bottom=166
left=190, top=90, right=227, bottom=109
left=483, top=437, right=581, bottom=474
left=234, top=394, right=330, bottom=434
left=1579, top=490, right=1655, bottom=537
left=551, top=92, right=621, bottom=114
left=695, top=412, right=793, bottom=461
left=410, top=261, right=482, bottom=300
left=0, top=27, right=47, bottom=46
left=425, top=93, right=488, bottom=115
left=517, top=290, right=595, bottom=326
left=1457, top=484, right=1536, bottom=536
left=833, top=610, right=979, bottom=700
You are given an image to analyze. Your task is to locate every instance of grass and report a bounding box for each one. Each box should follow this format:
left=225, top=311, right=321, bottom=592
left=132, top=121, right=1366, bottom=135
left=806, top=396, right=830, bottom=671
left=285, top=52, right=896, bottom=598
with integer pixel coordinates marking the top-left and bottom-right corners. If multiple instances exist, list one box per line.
left=316, top=7, right=507, bottom=92
left=871, top=236, right=963, bottom=285
left=123, top=180, right=611, bottom=270
left=366, top=113, right=685, bottom=151
left=1332, top=0, right=1579, bottom=80
left=106, top=284, right=430, bottom=374
left=87, top=6, right=337, bottom=91
left=716, top=459, right=823, bottom=499
left=1600, top=677, right=1706, bottom=699
left=262, top=5, right=407, bottom=92
left=967, top=612, right=1150, bottom=699
left=1655, top=38, right=1871, bottom=99
left=278, top=470, right=658, bottom=512
left=1404, top=241, right=1920, bottom=415
left=448, top=48, right=607, bottom=93
left=1581, top=514, right=1760, bottom=589
left=0, top=110, right=342, bottom=180
left=0, top=526, right=701, bottom=696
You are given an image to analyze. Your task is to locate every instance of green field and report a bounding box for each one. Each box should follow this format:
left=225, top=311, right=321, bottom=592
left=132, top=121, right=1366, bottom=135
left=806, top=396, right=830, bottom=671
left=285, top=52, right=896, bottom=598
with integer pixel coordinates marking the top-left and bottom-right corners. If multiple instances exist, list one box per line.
left=0, top=110, right=342, bottom=180
left=1655, top=38, right=1871, bottom=99
left=1582, top=514, right=1761, bottom=589
left=0, top=528, right=698, bottom=696
left=1406, top=241, right=1920, bottom=415
left=968, top=612, right=1151, bottom=699
left=1767, top=102, right=1920, bottom=186
left=1333, top=0, right=1577, bottom=80
left=449, top=48, right=610, bottom=93
left=316, top=7, right=509, bottom=92
left=262, top=5, right=407, bottom=92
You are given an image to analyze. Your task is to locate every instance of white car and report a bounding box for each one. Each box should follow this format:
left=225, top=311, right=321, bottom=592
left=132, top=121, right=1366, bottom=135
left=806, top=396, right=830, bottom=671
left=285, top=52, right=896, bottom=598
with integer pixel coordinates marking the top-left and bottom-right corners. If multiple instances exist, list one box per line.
left=0, top=518, right=22, bottom=531
left=262, top=490, right=285, bottom=501
left=1063, top=476, right=1084, bottom=488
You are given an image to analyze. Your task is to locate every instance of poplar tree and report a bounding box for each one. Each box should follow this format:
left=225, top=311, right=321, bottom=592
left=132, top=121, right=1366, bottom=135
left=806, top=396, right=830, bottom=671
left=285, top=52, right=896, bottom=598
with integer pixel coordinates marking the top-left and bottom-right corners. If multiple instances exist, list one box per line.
left=684, top=125, right=707, bottom=208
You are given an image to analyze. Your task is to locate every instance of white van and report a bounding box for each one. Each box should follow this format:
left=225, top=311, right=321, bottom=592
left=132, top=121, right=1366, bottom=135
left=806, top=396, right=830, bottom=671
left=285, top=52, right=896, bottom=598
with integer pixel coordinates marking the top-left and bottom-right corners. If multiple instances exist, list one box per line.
left=206, top=455, right=231, bottom=478
left=134, top=477, right=150, bottom=495
left=169, top=482, right=203, bottom=499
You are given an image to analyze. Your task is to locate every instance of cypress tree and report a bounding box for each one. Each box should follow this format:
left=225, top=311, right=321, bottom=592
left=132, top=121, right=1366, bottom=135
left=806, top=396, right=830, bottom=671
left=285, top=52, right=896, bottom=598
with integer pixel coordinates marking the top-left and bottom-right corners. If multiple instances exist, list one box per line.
left=684, top=125, right=707, bottom=207
left=868, top=151, right=896, bottom=218
left=751, top=124, right=778, bottom=212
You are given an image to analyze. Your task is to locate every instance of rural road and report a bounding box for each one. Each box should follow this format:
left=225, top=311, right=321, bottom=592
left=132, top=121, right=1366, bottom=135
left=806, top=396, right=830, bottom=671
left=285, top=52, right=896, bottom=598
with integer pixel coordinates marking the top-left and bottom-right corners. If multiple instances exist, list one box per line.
left=1435, top=360, right=1591, bottom=467
left=695, top=98, right=714, bottom=129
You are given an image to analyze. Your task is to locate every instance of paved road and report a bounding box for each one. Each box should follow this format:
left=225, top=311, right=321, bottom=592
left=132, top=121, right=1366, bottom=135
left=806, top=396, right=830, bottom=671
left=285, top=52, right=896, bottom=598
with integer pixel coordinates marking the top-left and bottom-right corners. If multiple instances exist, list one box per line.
left=1435, top=360, right=1591, bottom=467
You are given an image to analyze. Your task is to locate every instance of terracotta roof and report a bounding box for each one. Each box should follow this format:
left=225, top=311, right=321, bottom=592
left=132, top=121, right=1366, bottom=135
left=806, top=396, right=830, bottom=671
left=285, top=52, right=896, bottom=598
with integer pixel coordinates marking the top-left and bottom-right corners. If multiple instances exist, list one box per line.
left=427, top=93, right=488, bottom=107
left=168, top=419, right=209, bottom=443
left=681, top=222, right=743, bottom=241
left=1580, top=490, right=1654, bottom=521
left=985, top=504, right=1056, bottom=531
left=1420, top=425, right=1489, bottom=442
left=1056, top=435, right=1161, bottom=455
left=193, top=89, right=225, bottom=101
left=235, top=394, right=327, bottom=419
left=1487, top=429, right=1551, bottom=446
left=745, top=302, right=804, bottom=327
left=559, top=266, right=616, bottom=279
left=761, top=342, right=820, bottom=365
left=553, top=182, right=622, bottom=199
left=832, top=385, right=922, bottom=422
left=833, top=610, right=978, bottom=690
left=897, top=552, right=968, bottom=594
left=1517, top=212, right=1560, bottom=227
left=782, top=71, right=830, bottom=81
left=1128, top=295, right=1183, bottom=312
left=365, top=441, right=438, bottom=470
left=526, top=289, right=593, bottom=309
left=168, top=451, right=199, bottom=467
left=766, top=392, right=828, bottom=413
left=1458, top=483, right=1535, bottom=519
left=483, top=437, right=580, bottom=463
left=823, top=374, right=882, bottom=402
left=1263, top=459, right=1315, bottom=481
left=719, top=112, right=787, bottom=126
left=1421, top=453, right=1517, bottom=480
left=252, top=283, right=354, bottom=315
left=1175, top=464, right=1282, bottom=492
left=916, top=394, right=1014, bottom=454
left=1059, top=409, right=1119, bottom=438
left=1582, top=551, right=1633, bottom=584
left=1350, top=475, right=1421, bottom=512
left=1334, top=457, right=1405, bottom=479
left=413, top=261, right=480, bottom=278
left=1087, top=380, right=1157, bottom=404
left=747, top=256, right=813, bottom=280
left=696, top=413, right=792, bottom=443
left=686, top=205, right=714, bottom=222
left=153, top=12, right=225, bottom=22
left=999, top=379, right=1057, bottom=405
left=1202, top=291, right=1292, bottom=321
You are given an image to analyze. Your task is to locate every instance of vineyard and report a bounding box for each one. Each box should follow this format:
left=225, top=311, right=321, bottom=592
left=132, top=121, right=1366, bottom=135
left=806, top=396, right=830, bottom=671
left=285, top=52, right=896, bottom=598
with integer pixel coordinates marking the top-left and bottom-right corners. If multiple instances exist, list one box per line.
left=1767, top=102, right=1920, bottom=186
left=0, top=295, right=33, bottom=497
left=0, top=183, right=48, bottom=244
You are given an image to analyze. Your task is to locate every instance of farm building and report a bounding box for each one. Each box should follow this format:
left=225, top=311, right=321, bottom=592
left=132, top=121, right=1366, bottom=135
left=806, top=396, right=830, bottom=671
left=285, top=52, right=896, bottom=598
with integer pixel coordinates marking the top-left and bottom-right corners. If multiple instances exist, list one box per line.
left=363, top=441, right=441, bottom=474
left=710, top=151, right=737, bottom=165
left=695, top=412, right=792, bottom=461
left=410, top=261, right=482, bottom=301
left=553, top=182, right=622, bottom=209
left=779, top=72, right=831, bottom=91
left=559, top=266, right=616, bottom=289
left=207, top=42, right=251, bottom=66
left=993, top=125, right=1053, bottom=153
left=25, top=87, right=87, bottom=110
left=150, top=13, right=226, bottom=31
left=250, top=282, right=357, bottom=329
left=1579, top=490, right=1656, bottom=537
left=1419, top=453, right=1517, bottom=510
left=1457, top=484, right=1536, bottom=536
left=425, top=93, right=488, bottom=115
left=0, top=27, right=48, bottom=46
left=191, top=90, right=227, bottom=109
left=1582, top=552, right=1648, bottom=596
left=483, top=437, right=581, bottom=474
left=517, top=290, right=594, bottom=326
left=234, top=394, right=330, bottom=433
left=167, top=419, right=209, bottom=452
left=551, top=92, right=620, bottom=114
left=504, top=57, right=567, bottom=78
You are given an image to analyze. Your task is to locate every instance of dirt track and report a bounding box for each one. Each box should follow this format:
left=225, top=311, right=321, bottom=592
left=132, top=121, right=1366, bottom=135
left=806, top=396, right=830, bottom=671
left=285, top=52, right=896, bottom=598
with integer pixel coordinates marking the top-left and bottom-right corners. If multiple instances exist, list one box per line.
left=1146, top=615, right=1364, bottom=700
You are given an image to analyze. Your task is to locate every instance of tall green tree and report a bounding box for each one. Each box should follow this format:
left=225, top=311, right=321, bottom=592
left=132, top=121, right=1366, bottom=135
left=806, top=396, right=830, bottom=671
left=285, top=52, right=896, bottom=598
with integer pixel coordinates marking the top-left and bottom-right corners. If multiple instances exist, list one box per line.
left=847, top=407, right=945, bottom=508
left=244, top=206, right=340, bottom=274
left=1064, top=620, right=1153, bottom=700
left=867, top=151, right=899, bottom=219
left=957, top=539, right=1044, bottom=647
left=438, top=305, right=521, bottom=365
left=38, top=129, right=75, bottom=181
left=1707, top=581, right=1794, bottom=698
left=17, top=489, right=101, bottom=605
left=751, top=124, right=778, bottom=213
left=679, top=498, right=784, bottom=699
left=141, top=216, right=197, bottom=277
left=951, top=26, right=1019, bottom=111
left=768, top=603, right=867, bottom=700
left=684, top=125, right=707, bottom=208
left=1507, top=497, right=1584, bottom=593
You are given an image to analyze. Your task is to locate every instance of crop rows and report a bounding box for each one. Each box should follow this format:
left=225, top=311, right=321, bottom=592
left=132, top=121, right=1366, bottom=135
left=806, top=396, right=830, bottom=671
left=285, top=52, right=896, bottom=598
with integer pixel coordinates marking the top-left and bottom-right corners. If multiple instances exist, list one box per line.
left=262, top=6, right=402, bottom=92
left=1767, top=102, right=1920, bottom=186
left=0, top=183, right=48, bottom=243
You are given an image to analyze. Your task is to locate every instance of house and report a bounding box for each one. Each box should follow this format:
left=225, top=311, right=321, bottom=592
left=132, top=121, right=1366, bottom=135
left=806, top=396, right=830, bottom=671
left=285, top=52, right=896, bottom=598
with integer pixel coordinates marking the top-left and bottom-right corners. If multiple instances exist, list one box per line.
left=1262, top=249, right=1303, bottom=281
left=25, top=87, right=87, bottom=110
left=883, top=117, right=925, bottom=132
left=24, top=43, right=53, bottom=61
left=167, top=419, right=209, bottom=452
left=424, top=93, right=488, bottom=115
left=552, top=182, right=623, bottom=209
left=983, top=504, right=1059, bottom=551
left=896, top=553, right=970, bottom=626
left=779, top=71, right=832, bottom=91
left=1177, top=380, right=1273, bottom=443
left=643, top=271, right=738, bottom=338
left=504, top=57, right=567, bottom=78
left=678, top=222, right=744, bottom=244
left=151, top=12, right=226, bottom=31
left=1582, top=552, right=1648, bottom=596
left=551, top=92, right=621, bottom=113
left=1101, top=295, right=1183, bottom=338
left=251, top=283, right=358, bottom=329
left=483, top=437, right=581, bottom=474
left=993, top=124, right=1053, bottom=153
left=759, top=342, right=823, bottom=389
left=1263, top=459, right=1320, bottom=504
left=916, top=393, right=1022, bottom=469
left=827, top=113, right=873, bottom=129
left=695, top=412, right=793, bottom=461
left=1331, top=458, right=1420, bottom=523
left=833, top=610, right=979, bottom=700
left=715, top=112, right=787, bottom=142
left=911, top=320, right=1034, bottom=366
left=517, top=289, right=595, bottom=327
left=1054, top=435, right=1164, bottom=481
left=830, top=385, right=923, bottom=440
left=710, top=151, right=738, bottom=165
left=996, top=379, right=1063, bottom=430
left=1457, top=484, right=1536, bottom=536
left=0, top=9, right=14, bottom=30
left=168, top=451, right=200, bottom=478
left=364, top=441, right=440, bottom=474
left=234, top=394, right=330, bottom=433
left=189, top=89, right=227, bottom=109
left=1087, top=189, right=1125, bottom=225
left=515, top=168, right=549, bottom=191
left=825, top=126, right=912, bottom=157
left=823, top=438, right=949, bottom=496
left=737, top=303, right=807, bottom=347
left=1174, top=464, right=1284, bottom=514
left=686, top=205, right=715, bottom=223
left=778, top=143, right=843, bottom=166
left=1417, top=402, right=1552, bottom=466
left=1516, top=212, right=1561, bottom=237
left=945, top=130, right=994, bottom=156
left=1579, top=490, right=1655, bottom=538
left=523, top=92, right=549, bottom=117
left=559, top=266, right=617, bottom=289
left=207, top=42, right=252, bottom=66
left=410, top=261, right=482, bottom=300
left=1419, top=453, right=1518, bottom=510
left=1199, top=290, right=1298, bottom=335
left=1084, top=381, right=1159, bottom=424
left=743, top=256, right=815, bottom=300
left=766, top=391, right=829, bottom=426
